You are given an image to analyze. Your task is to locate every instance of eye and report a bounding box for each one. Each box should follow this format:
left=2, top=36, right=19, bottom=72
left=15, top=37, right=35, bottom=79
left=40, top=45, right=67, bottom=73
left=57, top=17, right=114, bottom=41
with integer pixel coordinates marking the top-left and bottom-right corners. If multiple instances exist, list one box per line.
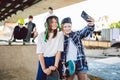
left=64, top=26, right=71, bottom=28
left=64, top=26, right=67, bottom=28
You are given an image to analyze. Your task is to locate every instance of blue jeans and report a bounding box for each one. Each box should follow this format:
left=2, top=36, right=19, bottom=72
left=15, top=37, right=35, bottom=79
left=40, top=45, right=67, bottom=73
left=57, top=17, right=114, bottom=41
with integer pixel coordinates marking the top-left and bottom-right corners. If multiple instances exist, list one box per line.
left=36, top=56, right=55, bottom=80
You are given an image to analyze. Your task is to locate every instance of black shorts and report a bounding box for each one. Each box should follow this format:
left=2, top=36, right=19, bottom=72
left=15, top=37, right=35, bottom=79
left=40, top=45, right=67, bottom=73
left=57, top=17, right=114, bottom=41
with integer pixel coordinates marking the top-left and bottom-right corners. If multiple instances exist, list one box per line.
left=31, top=33, right=34, bottom=38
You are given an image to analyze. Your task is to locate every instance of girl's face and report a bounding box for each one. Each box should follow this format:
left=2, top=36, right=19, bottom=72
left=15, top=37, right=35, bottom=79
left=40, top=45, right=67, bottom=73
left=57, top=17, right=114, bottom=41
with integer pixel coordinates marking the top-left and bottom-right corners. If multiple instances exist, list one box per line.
left=50, top=18, right=58, bottom=30
left=62, top=23, right=72, bottom=35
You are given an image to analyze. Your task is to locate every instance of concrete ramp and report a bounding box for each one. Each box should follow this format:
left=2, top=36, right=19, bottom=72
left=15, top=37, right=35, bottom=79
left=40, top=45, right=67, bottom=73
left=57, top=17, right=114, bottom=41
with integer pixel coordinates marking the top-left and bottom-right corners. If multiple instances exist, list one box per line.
left=0, top=45, right=38, bottom=80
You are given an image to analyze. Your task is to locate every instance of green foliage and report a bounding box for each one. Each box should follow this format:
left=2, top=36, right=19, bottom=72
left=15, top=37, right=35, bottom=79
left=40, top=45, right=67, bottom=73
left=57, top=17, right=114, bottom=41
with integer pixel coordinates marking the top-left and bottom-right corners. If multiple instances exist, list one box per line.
left=109, top=22, right=116, bottom=28
left=109, top=21, right=120, bottom=28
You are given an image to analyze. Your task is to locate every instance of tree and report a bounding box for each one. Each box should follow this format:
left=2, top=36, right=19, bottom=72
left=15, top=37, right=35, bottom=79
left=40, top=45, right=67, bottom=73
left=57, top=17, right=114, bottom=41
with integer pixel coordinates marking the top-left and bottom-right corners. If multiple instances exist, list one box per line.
left=109, top=21, right=120, bottom=28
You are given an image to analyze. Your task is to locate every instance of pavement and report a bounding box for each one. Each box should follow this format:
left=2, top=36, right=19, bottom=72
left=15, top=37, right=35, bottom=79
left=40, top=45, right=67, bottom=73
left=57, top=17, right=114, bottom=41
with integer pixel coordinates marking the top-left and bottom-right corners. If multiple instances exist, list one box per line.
left=88, top=57, right=120, bottom=80
left=0, top=41, right=120, bottom=80
left=85, top=48, right=120, bottom=80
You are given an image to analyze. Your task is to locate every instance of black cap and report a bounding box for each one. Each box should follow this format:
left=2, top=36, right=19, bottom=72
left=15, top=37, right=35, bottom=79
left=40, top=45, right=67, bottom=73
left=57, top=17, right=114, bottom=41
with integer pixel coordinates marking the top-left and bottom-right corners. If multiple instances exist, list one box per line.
left=61, top=17, right=72, bottom=24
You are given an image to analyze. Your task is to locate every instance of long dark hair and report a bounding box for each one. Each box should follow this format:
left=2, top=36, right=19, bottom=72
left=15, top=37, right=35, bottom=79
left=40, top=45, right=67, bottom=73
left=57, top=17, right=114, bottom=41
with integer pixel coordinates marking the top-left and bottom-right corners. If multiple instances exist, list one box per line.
left=45, top=16, right=59, bottom=40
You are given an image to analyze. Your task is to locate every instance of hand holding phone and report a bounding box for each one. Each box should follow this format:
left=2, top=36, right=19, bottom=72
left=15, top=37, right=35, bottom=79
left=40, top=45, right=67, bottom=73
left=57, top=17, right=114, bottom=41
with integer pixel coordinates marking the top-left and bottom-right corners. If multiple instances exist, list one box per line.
left=81, top=11, right=95, bottom=26
left=81, top=11, right=91, bottom=22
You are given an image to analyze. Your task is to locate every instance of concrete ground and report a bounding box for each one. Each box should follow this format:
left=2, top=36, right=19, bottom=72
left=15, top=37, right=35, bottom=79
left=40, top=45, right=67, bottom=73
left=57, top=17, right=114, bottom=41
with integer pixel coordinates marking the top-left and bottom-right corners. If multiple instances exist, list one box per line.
left=0, top=45, right=38, bottom=80
left=0, top=44, right=119, bottom=80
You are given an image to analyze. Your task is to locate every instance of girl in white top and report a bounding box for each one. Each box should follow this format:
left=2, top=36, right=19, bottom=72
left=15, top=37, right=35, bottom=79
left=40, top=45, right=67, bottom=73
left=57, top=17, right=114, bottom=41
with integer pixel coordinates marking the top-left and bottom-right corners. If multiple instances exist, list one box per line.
left=36, top=16, right=64, bottom=80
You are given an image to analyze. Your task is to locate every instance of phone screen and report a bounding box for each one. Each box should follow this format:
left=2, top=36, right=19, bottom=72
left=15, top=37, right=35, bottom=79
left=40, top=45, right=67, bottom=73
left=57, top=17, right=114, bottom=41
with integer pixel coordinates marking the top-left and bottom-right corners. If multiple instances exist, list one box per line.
left=81, top=11, right=89, bottom=22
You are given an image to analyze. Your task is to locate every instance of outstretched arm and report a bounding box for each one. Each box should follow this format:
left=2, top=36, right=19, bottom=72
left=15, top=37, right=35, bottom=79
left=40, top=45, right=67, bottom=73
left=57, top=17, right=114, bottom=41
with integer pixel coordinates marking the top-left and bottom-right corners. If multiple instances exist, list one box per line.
left=87, top=16, right=95, bottom=27
left=9, top=32, right=14, bottom=41
left=9, top=27, right=16, bottom=41
left=76, top=16, right=95, bottom=39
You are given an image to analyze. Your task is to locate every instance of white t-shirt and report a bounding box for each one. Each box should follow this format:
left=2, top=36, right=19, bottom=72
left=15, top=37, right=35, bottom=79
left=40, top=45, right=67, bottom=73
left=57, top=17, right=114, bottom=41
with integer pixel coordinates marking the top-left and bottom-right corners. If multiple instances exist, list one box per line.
left=36, top=31, right=64, bottom=57
left=66, top=39, right=77, bottom=61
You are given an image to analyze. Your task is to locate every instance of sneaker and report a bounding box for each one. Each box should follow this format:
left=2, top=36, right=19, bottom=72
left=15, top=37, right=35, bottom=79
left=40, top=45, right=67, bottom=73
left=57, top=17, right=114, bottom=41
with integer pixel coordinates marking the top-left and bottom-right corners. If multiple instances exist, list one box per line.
left=12, top=39, right=16, bottom=42
left=32, top=39, right=34, bottom=43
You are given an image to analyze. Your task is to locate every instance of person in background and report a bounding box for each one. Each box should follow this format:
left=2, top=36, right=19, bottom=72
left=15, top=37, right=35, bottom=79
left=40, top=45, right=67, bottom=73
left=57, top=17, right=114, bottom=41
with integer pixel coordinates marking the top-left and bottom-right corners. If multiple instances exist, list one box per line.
left=60, top=17, right=95, bottom=80
left=24, top=15, right=38, bottom=43
left=44, top=7, right=55, bottom=24
left=9, top=18, right=28, bottom=42
left=36, top=15, right=64, bottom=80
left=48, top=7, right=55, bottom=16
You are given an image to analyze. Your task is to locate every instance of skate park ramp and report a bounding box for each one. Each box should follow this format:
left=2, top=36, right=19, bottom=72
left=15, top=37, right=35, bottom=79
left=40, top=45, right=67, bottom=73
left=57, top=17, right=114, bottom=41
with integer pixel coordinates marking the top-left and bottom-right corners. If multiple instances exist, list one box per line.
left=0, top=45, right=38, bottom=80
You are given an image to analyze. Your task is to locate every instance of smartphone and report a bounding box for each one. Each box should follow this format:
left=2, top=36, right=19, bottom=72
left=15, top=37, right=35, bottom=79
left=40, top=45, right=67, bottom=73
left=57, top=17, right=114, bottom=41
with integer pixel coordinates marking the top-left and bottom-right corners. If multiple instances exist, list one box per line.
left=81, top=11, right=90, bottom=22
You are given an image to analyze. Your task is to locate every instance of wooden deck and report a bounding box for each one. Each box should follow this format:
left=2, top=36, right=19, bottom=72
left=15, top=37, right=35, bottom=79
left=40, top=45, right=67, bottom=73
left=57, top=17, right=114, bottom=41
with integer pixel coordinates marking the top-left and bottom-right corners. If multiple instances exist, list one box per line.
left=82, top=40, right=111, bottom=48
